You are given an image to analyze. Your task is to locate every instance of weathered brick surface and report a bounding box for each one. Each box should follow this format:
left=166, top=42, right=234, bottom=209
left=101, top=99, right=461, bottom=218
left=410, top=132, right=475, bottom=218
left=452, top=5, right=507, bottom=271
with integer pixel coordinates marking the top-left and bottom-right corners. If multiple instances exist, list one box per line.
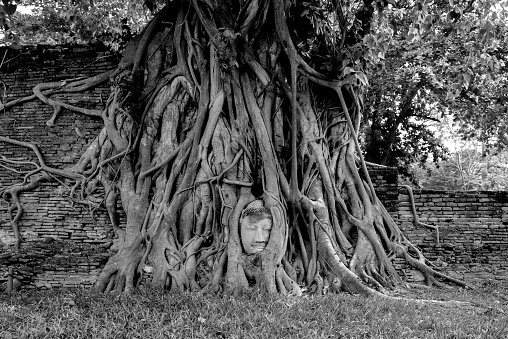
left=368, top=167, right=399, bottom=213
left=369, top=167, right=508, bottom=283
left=0, top=238, right=110, bottom=289
left=0, top=44, right=119, bottom=289
left=1, top=45, right=507, bottom=290
left=396, top=189, right=508, bottom=283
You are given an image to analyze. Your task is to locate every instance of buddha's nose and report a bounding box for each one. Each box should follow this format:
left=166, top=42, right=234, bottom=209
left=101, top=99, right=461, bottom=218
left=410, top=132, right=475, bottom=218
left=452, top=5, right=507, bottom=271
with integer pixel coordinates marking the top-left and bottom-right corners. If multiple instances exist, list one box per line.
left=255, top=227, right=266, bottom=242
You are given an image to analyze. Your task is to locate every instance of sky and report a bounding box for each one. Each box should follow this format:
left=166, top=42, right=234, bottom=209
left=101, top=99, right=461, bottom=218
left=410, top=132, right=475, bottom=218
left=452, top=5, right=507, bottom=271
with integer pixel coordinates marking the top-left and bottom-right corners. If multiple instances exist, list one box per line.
left=17, top=5, right=35, bottom=15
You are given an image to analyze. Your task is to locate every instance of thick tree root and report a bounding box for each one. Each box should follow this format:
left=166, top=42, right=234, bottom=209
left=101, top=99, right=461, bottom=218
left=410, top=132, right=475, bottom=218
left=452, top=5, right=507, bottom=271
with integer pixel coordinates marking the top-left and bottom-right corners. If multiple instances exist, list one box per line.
left=0, top=0, right=471, bottom=299
left=401, top=185, right=440, bottom=244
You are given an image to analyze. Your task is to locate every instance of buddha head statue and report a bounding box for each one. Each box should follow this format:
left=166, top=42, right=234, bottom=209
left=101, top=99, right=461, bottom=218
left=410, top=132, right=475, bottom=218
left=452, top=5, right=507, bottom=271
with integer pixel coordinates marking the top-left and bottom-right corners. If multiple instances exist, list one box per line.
left=239, top=200, right=272, bottom=254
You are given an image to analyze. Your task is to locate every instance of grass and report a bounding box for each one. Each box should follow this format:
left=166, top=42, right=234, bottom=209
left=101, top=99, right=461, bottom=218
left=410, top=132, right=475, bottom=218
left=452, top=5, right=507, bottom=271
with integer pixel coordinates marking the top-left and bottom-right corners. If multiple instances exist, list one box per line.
left=1, top=282, right=507, bottom=339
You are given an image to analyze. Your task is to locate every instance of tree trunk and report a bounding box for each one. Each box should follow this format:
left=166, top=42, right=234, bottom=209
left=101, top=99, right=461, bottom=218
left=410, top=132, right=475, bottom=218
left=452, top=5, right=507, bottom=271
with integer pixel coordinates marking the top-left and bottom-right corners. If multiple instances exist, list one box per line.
left=0, top=0, right=466, bottom=295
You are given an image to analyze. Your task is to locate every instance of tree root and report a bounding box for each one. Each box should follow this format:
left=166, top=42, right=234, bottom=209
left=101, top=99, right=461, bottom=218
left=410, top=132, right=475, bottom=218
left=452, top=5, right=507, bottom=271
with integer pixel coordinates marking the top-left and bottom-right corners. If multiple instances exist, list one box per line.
left=401, top=185, right=440, bottom=244
left=0, top=0, right=474, bottom=300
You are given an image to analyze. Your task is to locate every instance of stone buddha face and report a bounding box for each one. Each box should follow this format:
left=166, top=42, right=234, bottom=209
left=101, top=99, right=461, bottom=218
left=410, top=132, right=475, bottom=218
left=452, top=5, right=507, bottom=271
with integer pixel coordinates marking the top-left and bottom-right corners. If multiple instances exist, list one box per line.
left=240, top=200, right=272, bottom=254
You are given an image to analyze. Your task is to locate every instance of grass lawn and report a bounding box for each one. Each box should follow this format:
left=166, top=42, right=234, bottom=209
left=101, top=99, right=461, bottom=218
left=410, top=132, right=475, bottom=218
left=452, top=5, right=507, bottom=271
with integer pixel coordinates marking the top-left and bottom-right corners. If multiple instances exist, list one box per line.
left=1, top=282, right=507, bottom=338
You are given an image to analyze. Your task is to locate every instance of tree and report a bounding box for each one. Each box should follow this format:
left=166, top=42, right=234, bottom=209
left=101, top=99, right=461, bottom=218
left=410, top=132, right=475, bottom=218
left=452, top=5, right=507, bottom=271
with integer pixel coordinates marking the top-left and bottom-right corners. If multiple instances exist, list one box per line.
left=1, top=0, right=151, bottom=48
left=412, top=145, right=508, bottom=191
left=362, top=0, right=508, bottom=177
left=362, top=56, right=447, bottom=176
left=1, top=0, right=470, bottom=296
left=451, top=71, right=508, bottom=153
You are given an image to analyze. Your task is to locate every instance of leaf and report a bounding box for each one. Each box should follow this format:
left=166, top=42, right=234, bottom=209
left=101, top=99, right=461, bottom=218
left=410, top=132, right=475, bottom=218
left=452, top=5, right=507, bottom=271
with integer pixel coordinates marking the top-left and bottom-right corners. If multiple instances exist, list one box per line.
left=343, top=67, right=355, bottom=76
left=462, top=73, right=471, bottom=89
left=451, top=83, right=461, bottom=90
left=356, top=72, right=369, bottom=86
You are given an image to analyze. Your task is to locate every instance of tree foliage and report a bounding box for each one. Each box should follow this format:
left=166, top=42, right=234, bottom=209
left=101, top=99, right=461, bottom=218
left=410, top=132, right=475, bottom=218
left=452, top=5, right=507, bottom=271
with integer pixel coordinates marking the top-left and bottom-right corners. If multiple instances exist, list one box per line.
left=363, top=56, right=448, bottom=175
left=0, top=0, right=475, bottom=299
left=0, top=0, right=152, bottom=48
left=362, top=0, right=508, bottom=176
left=412, top=145, right=508, bottom=191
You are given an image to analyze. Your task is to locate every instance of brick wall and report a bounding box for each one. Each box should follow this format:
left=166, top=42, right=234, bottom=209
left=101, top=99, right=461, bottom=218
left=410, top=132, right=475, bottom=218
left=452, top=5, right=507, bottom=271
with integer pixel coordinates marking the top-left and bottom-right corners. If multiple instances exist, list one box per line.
left=397, top=189, right=508, bottom=283
left=368, top=166, right=399, bottom=213
left=369, top=167, right=508, bottom=283
left=1, top=45, right=507, bottom=290
left=0, top=44, right=119, bottom=289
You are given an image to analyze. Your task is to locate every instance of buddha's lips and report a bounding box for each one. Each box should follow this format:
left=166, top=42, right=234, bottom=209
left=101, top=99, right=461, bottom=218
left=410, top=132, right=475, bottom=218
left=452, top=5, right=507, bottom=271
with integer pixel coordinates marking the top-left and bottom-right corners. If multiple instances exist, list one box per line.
left=252, top=245, right=266, bottom=252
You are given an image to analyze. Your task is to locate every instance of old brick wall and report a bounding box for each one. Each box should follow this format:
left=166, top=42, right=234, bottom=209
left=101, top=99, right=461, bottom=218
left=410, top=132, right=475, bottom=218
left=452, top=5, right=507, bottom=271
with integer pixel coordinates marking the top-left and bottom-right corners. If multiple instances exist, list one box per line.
left=0, top=44, right=119, bottom=289
left=0, top=45, right=507, bottom=290
left=368, top=166, right=399, bottom=213
left=369, top=167, right=508, bottom=283
left=397, top=189, right=508, bottom=283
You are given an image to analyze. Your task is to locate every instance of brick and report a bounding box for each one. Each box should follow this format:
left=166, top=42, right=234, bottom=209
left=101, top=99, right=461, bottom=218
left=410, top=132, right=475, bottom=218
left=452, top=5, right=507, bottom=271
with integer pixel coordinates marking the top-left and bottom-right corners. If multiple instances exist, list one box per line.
left=2, top=44, right=508, bottom=289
